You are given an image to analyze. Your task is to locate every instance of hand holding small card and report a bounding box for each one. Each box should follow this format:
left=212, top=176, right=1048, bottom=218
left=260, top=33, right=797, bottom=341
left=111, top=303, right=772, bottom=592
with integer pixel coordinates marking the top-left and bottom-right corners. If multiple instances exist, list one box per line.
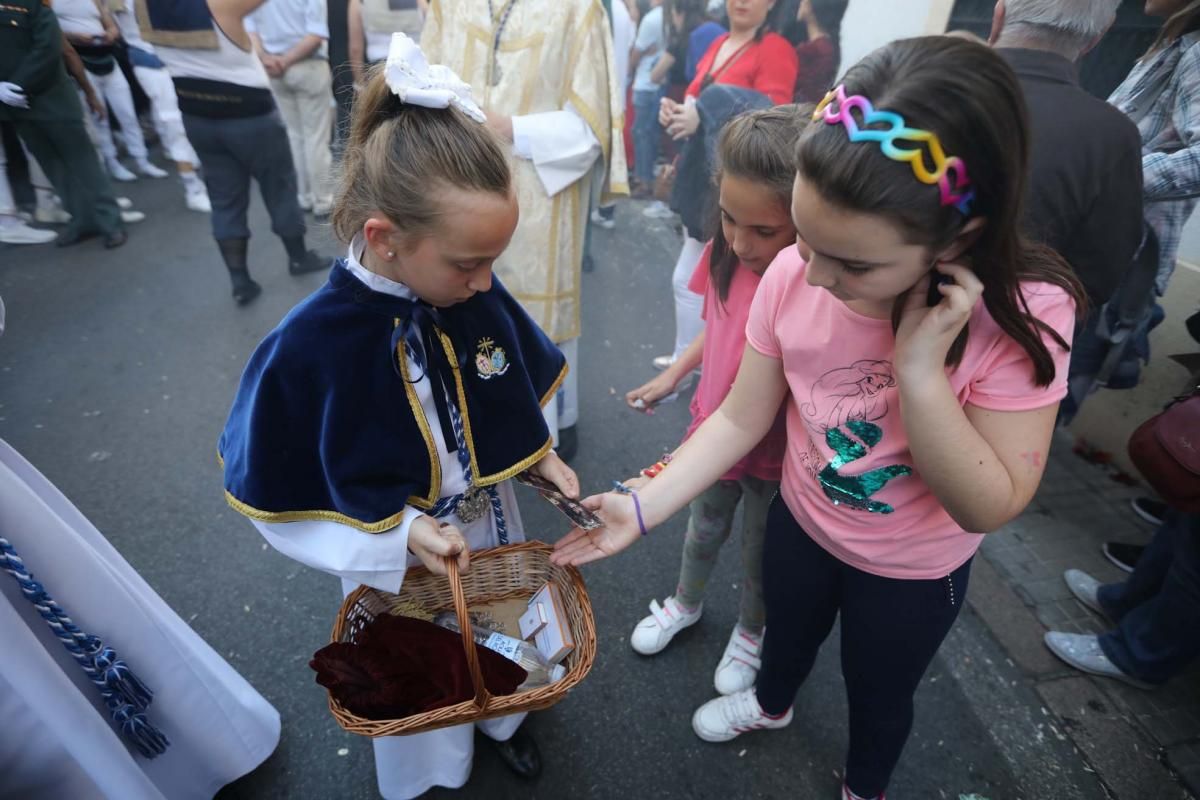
left=516, top=471, right=605, bottom=530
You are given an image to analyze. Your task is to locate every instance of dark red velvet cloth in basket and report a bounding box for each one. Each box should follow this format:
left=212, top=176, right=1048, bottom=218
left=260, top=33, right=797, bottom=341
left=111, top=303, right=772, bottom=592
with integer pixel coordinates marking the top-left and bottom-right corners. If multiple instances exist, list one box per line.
left=310, top=613, right=527, bottom=720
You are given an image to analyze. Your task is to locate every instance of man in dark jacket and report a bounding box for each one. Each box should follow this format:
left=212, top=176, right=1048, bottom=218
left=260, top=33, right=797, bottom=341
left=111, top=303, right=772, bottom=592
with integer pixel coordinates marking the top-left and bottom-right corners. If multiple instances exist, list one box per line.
left=991, top=0, right=1143, bottom=309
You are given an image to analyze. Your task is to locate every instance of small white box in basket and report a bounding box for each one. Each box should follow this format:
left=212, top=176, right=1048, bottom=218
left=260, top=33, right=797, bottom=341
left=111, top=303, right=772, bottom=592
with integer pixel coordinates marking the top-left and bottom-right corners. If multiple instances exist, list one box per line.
left=527, top=582, right=574, bottom=664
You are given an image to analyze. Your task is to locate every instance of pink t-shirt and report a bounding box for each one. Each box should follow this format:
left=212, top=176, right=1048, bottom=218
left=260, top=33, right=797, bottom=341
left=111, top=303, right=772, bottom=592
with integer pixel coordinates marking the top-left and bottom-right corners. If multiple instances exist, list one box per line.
left=745, top=246, right=1076, bottom=579
left=684, top=245, right=786, bottom=482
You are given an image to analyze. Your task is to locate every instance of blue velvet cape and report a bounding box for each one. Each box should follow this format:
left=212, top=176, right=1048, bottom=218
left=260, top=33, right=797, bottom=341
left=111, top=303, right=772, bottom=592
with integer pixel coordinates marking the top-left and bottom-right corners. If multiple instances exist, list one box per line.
left=219, top=262, right=566, bottom=532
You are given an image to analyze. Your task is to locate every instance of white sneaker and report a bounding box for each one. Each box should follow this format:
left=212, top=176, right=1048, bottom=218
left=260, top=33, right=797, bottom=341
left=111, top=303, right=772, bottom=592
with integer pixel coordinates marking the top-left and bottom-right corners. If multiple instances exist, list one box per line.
left=115, top=196, right=133, bottom=210
left=630, top=597, right=702, bottom=655
left=0, top=222, right=57, bottom=245
left=713, top=625, right=763, bottom=695
left=590, top=209, right=615, bottom=229
left=692, top=689, right=792, bottom=742
left=135, top=159, right=168, bottom=178
left=185, top=188, right=212, bottom=213
left=107, top=159, right=137, bottom=182
left=642, top=200, right=674, bottom=219
left=120, top=210, right=146, bottom=224
left=34, top=206, right=72, bottom=225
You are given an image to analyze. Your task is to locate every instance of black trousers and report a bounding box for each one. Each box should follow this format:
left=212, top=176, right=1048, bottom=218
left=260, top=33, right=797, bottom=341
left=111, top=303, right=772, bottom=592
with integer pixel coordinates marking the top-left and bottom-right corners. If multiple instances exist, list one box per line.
left=755, top=496, right=971, bottom=797
left=15, top=118, right=121, bottom=238
left=182, top=109, right=305, bottom=243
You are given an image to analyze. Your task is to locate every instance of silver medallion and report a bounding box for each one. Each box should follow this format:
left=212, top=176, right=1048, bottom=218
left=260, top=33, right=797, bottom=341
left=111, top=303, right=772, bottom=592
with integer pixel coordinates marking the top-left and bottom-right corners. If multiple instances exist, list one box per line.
left=457, top=487, right=490, bottom=523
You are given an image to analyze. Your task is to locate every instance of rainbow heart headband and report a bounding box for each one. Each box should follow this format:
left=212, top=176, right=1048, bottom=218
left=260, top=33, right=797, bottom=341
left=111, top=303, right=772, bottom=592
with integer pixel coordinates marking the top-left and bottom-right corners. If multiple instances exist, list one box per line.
left=813, top=85, right=975, bottom=215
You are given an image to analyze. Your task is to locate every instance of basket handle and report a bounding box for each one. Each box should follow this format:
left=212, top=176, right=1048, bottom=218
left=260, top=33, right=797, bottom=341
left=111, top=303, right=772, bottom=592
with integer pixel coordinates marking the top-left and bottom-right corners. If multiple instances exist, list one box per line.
left=445, top=556, right=490, bottom=711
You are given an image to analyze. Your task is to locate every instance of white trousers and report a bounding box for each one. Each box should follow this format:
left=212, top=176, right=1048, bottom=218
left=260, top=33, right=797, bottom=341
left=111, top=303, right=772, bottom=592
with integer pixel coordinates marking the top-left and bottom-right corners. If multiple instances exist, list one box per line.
left=671, top=235, right=707, bottom=360
left=132, top=65, right=198, bottom=166
left=541, top=337, right=579, bottom=435
left=269, top=59, right=333, bottom=213
left=82, top=66, right=148, bottom=161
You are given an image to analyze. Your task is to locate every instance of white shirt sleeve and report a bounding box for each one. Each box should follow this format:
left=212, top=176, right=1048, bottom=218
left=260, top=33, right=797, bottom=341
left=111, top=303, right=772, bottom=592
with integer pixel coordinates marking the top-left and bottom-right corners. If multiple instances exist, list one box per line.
left=510, top=103, right=602, bottom=197
left=305, top=0, right=330, bottom=40
left=251, top=508, right=424, bottom=594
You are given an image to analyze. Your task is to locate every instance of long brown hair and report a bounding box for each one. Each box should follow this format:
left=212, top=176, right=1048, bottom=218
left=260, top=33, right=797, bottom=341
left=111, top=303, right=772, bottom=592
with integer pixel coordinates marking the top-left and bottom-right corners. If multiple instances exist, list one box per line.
left=1147, top=0, right=1200, bottom=55
left=796, top=36, right=1085, bottom=386
left=331, top=66, right=511, bottom=244
left=708, top=104, right=811, bottom=304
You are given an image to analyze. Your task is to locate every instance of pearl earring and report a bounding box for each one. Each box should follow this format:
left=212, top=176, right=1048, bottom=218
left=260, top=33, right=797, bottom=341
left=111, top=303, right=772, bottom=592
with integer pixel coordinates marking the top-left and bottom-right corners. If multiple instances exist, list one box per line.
left=386, top=250, right=395, bottom=259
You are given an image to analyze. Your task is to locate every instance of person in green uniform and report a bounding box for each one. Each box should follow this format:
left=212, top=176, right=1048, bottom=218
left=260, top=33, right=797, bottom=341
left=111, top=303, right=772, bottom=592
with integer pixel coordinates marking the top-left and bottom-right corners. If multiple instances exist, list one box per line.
left=0, top=0, right=126, bottom=248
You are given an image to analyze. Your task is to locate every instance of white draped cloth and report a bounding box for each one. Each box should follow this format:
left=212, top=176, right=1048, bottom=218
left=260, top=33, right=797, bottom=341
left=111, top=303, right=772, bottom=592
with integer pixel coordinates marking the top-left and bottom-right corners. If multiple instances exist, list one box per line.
left=248, top=240, right=528, bottom=800
left=0, top=439, right=281, bottom=800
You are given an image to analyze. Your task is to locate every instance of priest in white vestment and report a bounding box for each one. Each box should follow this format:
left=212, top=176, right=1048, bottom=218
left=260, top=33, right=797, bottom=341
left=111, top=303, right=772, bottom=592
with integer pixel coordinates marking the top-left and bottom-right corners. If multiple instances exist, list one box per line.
left=421, top=0, right=628, bottom=457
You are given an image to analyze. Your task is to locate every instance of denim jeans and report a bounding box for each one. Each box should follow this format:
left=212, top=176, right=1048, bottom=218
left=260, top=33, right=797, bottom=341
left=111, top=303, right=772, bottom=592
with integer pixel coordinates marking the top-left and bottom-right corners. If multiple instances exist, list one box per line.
left=632, top=87, right=663, bottom=187
left=1098, top=511, right=1200, bottom=684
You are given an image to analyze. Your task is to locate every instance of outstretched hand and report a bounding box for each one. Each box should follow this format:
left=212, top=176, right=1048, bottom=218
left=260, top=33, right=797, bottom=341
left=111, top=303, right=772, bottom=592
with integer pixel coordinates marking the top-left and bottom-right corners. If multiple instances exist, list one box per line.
left=550, top=491, right=643, bottom=566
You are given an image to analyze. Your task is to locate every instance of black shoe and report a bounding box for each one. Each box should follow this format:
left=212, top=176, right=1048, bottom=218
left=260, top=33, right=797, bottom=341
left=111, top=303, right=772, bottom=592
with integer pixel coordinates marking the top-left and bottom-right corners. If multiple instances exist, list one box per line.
left=55, top=228, right=90, bottom=247
left=231, top=273, right=263, bottom=305
left=103, top=229, right=127, bottom=249
left=1130, top=497, right=1167, bottom=527
left=1103, top=541, right=1144, bottom=574
left=488, top=727, right=541, bottom=780
left=288, top=249, right=330, bottom=275
left=218, top=237, right=262, bottom=305
left=556, top=424, right=578, bottom=463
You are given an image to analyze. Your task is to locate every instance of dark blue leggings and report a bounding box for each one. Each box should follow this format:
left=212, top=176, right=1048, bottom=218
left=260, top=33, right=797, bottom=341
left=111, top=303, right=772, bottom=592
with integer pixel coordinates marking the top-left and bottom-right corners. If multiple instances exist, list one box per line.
left=755, top=496, right=971, bottom=798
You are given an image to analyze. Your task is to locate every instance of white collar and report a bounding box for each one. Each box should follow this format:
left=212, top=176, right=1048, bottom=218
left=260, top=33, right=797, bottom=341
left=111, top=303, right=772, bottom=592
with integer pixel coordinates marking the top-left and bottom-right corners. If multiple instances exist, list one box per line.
left=346, top=236, right=417, bottom=301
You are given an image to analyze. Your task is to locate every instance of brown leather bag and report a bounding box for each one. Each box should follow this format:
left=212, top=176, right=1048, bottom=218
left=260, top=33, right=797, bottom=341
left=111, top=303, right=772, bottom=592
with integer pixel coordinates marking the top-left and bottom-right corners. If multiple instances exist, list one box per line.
left=1128, top=391, right=1200, bottom=513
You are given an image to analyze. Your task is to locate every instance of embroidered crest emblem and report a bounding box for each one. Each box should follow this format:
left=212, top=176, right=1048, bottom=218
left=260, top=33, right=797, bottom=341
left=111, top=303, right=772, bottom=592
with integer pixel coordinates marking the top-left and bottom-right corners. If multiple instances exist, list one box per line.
left=474, top=337, right=509, bottom=380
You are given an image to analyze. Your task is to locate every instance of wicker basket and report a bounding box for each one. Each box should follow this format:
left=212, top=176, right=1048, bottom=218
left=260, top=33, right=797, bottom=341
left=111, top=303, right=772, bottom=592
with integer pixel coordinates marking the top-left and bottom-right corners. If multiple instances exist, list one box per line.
left=326, top=541, right=597, bottom=736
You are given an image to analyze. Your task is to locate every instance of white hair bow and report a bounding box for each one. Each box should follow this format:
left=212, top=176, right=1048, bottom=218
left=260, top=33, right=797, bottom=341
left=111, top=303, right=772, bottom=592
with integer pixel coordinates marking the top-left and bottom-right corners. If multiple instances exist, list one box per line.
left=384, top=33, right=486, bottom=123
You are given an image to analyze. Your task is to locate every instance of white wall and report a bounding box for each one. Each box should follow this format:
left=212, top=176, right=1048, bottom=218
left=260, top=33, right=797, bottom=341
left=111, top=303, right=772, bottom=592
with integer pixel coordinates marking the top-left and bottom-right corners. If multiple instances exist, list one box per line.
left=837, top=0, right=956, bottom=75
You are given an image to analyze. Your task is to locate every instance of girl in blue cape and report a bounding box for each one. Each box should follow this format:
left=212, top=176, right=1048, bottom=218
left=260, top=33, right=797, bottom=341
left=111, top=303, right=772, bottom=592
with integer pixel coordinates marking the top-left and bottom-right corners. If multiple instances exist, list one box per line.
left=218, top=34, right=579, bottom=800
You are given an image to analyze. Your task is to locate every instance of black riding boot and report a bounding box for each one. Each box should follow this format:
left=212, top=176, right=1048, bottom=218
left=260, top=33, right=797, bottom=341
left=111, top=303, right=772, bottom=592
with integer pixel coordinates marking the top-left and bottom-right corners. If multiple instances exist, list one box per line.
left=218, top=238, right=262, bottom=305
left=282, top=235, right=329, bottom=275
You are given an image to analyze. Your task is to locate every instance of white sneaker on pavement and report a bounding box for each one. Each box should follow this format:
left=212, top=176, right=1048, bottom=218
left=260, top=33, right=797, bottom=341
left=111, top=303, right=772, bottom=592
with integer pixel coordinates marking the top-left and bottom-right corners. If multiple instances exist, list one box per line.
left=590, top=209, right=615, bottom=229
left=185, top=188, right=212, bottom=213
left=713, top=625, right=763, bottom=695
left=107, top=159, right=137, bottom=182
left=115, top=197, right=133, bottom=210
left=1063, top=569, right=1110, bottom=621
left=135, top=159, right=169, bottom=178
left=642, top=200, right=674, bottom=219
left=630, top=596, right=702, bottom=655
left=0, top=222, right=57, bottom=245
left=34, top=206, right=72, bottom=225
left=692, top=689, right=792, bottom=742
left=1043, top=631, right=1154, bottom=690
left=120, top=210, right=145, bottom=224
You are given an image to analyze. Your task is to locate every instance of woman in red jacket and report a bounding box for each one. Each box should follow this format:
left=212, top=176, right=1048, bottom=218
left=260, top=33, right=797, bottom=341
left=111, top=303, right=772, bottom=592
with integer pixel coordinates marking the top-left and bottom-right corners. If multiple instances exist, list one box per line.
left=652, top=0, right=797, bottom=375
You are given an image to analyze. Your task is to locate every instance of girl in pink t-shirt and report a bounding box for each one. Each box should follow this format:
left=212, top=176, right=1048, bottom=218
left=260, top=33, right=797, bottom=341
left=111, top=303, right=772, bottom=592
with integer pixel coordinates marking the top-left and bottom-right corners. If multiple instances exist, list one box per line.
left=557, top=37, right=1086, bottom=800
left=622, top=107, right=805, bottom=696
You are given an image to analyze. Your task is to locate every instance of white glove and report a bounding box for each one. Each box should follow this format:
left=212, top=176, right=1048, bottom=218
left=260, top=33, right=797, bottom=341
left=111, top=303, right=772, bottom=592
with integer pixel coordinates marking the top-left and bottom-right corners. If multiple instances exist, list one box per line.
left=0, top=82, right=29, bottom=109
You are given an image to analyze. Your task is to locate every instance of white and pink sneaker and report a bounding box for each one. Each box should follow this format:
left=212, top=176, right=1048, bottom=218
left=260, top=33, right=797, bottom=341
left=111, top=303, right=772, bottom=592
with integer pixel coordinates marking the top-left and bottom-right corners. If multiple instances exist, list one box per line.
left=714, top=625, right=763, bottom=695
left=691, top=689, right=792, bottom=742
left=630, top=596, right=703, bottom=655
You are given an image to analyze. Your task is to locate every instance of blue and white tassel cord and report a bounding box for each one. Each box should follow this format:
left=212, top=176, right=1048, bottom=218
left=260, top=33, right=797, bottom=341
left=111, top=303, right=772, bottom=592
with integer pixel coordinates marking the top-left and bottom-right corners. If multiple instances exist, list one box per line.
left=0, top=536, right=169, bottom=757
